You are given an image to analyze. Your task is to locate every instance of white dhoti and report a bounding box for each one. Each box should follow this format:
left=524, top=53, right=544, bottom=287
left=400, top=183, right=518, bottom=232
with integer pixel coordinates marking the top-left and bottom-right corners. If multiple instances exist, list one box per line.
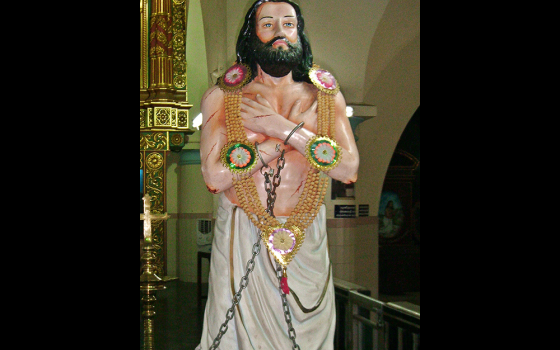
left=196, top=193, right=336, bottom=350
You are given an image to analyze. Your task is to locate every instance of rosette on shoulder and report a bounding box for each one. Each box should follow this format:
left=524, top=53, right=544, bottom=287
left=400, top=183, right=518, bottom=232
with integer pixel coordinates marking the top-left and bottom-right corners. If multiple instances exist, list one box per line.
left=309, top=65, right=340, bottom=95
left=218, top=63, right=252, bottom=91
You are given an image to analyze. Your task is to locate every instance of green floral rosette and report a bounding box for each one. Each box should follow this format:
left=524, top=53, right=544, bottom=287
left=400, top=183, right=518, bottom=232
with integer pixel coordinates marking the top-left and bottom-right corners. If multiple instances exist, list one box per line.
left=221, top=142, right=258, bottom=174
left=305, top=136, right=342, bottom=172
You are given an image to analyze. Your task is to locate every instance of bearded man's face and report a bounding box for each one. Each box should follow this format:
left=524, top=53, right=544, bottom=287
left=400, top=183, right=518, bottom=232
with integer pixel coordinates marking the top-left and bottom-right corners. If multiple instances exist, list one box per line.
left=252, top=35, right=303, bottom=78
left=253, top=2, right=303, bottom=77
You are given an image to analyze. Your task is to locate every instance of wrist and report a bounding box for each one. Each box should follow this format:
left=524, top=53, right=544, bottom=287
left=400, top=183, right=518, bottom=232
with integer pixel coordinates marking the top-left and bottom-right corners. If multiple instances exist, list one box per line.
left=273, top=118, right=297, bottom=142
left=284, top=122, right=305, bottom=146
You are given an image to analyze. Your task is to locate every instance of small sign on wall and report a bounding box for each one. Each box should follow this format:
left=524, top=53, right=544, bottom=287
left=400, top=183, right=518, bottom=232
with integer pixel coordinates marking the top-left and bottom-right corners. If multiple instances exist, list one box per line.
left=335, top=205, right=356, bottom=218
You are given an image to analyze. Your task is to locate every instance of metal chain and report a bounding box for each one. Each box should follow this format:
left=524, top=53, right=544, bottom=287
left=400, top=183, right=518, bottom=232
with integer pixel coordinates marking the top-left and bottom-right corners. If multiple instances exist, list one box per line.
left=262, top=147, right=286, bottom=216
left=276, top=263, right=301, bottom=350
left=209, top=240, right=261, bottom=350
left=265, top=148, right=301, bottom=350
left=210, top=146, right=299, bottom=350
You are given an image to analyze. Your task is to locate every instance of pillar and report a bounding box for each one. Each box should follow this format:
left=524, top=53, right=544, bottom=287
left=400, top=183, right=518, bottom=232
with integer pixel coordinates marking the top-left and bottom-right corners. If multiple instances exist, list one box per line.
left=140, top=0, right=194, bottom=276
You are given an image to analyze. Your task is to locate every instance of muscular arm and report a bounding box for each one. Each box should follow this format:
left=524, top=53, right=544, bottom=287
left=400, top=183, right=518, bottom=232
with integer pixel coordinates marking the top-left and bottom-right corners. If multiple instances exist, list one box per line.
left=241, top=92, right=360, bottom=184
left=200, top=87, right=292, bottom=194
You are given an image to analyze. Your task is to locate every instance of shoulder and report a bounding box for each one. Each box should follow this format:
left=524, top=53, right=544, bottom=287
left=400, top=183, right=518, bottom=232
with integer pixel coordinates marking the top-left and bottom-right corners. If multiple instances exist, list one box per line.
left=301, top=80, right=318, bottom=94
left=201, top=85, right=224, bottom=109
left=200, top=86, right=226, bottom=130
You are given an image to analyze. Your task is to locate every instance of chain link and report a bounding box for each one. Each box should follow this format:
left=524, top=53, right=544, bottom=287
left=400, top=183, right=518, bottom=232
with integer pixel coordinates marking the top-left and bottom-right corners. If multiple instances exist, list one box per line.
left=276, top=263, right=301, bottom=350
left=262, top=149, right=286, bottom=216
left=267, top=149, right=301, bottom=350
left=210, top=240, right=261, bottom=350
left=210, top=147, right=300, bottom=350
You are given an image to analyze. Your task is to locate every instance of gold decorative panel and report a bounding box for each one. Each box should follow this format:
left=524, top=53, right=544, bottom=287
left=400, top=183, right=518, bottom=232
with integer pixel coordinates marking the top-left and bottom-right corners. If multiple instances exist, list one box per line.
left=140, top=105, right=191, bottom=131
left=172, top=0, right=187, bottom=90
left=140, top=0, right=194, bottom=277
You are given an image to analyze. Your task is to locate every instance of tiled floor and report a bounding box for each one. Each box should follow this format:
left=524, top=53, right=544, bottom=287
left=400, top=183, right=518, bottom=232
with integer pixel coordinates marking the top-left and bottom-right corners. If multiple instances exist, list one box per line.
left=140, top=281, right=206, bottom=350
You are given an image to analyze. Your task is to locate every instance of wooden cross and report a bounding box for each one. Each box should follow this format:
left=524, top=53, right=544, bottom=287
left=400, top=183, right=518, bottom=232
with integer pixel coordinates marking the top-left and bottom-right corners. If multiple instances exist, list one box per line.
left=140, top=194, right=170, bottom=241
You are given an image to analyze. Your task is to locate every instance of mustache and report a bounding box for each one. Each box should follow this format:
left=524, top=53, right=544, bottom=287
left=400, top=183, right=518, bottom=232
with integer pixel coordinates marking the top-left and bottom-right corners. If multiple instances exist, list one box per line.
left=265, top=36, right=297, bottom=49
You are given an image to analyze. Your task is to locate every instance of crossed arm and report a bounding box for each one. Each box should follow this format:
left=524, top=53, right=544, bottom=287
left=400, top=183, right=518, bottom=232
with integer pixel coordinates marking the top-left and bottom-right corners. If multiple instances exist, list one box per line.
left=200, top=86, right=360, bottom=194
left=200, top=86, right=290, bottom=194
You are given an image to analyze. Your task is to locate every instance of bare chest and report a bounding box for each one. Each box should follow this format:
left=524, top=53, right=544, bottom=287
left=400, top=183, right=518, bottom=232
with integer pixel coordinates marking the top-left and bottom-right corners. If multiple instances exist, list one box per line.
left=244, top=82, right=317, bottom=118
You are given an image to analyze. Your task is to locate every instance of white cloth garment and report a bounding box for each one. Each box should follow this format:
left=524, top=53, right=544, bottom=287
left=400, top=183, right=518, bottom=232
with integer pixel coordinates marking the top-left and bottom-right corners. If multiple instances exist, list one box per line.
left=196, top=193, right=335, bottom=350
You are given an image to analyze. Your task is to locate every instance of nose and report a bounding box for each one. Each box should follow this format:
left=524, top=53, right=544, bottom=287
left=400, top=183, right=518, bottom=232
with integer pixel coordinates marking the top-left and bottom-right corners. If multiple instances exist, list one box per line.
left=274, top=23, right=286, bottom=38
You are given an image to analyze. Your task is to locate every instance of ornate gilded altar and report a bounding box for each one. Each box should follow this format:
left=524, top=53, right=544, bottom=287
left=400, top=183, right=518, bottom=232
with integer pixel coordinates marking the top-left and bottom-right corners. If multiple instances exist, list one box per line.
left=140, top=0, right=194, bottom=276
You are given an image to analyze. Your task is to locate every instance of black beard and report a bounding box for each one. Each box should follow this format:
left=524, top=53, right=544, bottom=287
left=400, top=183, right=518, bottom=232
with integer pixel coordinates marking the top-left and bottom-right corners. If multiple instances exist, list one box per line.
left=252, top=36, right=303, bottom=78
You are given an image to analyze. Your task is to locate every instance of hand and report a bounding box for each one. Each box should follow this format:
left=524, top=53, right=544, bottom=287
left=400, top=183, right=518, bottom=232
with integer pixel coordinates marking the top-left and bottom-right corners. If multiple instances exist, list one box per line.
left=288, top=100, right=318, bottom=133
left=240, top=94, right=282, bottom=137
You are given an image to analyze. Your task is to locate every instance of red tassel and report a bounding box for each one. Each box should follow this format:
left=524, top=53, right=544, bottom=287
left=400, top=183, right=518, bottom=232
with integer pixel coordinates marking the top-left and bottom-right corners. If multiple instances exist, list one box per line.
left=281, top=277, right=290, bottom=295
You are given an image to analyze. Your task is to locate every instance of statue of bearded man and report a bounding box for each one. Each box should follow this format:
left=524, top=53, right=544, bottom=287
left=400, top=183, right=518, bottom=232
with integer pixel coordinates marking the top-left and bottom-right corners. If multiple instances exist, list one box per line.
left=198, top=1, right=359, bottom=349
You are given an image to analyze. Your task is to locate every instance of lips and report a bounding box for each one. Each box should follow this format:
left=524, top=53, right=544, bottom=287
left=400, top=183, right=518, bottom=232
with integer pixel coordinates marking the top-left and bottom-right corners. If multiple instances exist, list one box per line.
left=272, top=39, right=289, bottom=49
left=266, top=37, right=290, bottom=48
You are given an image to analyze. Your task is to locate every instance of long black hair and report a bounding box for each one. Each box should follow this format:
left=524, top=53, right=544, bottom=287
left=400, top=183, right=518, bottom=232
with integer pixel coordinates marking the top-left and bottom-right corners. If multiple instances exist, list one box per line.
left=236, top=0, right=313, bottom=83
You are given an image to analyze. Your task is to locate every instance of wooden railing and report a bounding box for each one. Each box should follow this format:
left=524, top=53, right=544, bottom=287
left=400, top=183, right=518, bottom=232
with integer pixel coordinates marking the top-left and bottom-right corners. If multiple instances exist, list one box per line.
left=335, top=279, right=420, bottom=350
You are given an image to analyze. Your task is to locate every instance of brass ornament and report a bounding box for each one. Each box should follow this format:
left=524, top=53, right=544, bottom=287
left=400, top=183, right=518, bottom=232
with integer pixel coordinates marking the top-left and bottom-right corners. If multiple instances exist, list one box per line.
left=146, top=153, right=164, bottom=170
left=140, top=132, right=168, bottom=151
left=262, top=225, right=305, bottom=268
left=172, top=0, right=187, bottom=90
left=140, top=151, right=167, bottom=277
left=140, top=106, right=191, bottom=131
left=170, top=133, right=184, bottom=146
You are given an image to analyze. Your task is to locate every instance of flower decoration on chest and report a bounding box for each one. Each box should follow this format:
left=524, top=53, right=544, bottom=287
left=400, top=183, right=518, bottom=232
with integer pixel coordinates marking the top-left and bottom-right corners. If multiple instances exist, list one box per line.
left=306, top=136, right=343, bottom=172
left=220, top=142, right=258, bottom=174
left=263, top=225, right=304, bottom=267
left=314, top=141, right=337, bottom=164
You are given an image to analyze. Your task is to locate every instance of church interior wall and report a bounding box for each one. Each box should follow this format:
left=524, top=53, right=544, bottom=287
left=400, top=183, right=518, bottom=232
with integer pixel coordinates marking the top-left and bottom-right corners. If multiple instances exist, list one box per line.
left=185, top=0, right=209, bottom=120
left=360, top=35, right=421, bottom=217
left=159, top=0, right=420, bottom=299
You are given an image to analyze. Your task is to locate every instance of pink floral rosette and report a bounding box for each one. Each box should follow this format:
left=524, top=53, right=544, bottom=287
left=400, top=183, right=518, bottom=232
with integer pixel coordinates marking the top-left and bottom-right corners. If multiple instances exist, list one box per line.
left=309, top=65, right=340, bottom=95
left=219, top=63, right=252, bottom=91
